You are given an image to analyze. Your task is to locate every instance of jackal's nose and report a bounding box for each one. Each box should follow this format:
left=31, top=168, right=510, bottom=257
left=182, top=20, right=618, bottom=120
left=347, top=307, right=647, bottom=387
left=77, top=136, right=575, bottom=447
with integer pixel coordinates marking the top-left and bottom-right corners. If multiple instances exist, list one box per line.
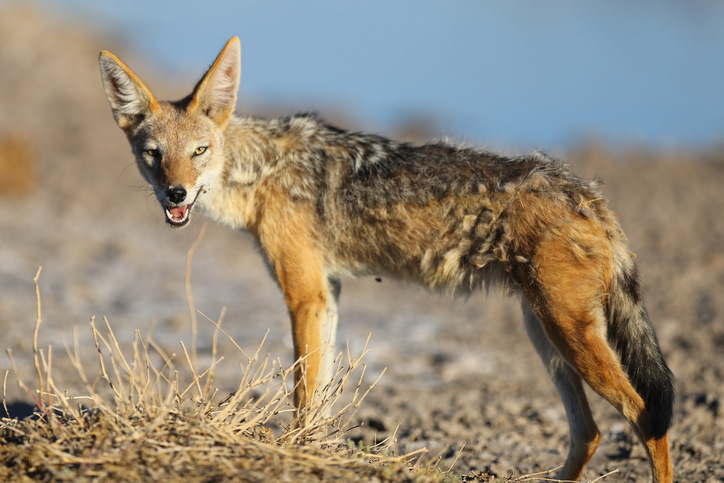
left=166, top=186, right=187, bottom=204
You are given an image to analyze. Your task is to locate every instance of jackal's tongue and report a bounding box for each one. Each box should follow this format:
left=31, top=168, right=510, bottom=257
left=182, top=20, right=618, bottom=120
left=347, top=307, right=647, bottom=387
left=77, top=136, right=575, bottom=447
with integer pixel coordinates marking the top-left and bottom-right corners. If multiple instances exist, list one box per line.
left=168, top=205, right=188, bottom=220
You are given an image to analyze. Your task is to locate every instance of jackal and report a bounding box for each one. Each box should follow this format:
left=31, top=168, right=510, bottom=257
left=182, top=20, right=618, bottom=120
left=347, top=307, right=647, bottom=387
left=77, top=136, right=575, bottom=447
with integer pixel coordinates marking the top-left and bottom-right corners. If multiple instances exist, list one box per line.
left=99, top=37, right=675, bottom=482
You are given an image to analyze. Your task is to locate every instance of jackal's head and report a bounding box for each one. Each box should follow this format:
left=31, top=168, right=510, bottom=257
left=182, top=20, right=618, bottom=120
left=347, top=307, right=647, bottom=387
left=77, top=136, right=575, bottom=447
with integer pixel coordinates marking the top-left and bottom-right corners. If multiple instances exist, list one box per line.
left=99, top=37, right=241, bottom=228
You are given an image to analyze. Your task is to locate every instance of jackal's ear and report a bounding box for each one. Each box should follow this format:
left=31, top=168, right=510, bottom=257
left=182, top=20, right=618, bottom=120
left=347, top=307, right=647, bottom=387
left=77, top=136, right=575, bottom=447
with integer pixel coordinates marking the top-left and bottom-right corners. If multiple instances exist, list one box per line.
left=99, top=51, right=160, bottom=132
left=188, top=37, right=241, bottom=128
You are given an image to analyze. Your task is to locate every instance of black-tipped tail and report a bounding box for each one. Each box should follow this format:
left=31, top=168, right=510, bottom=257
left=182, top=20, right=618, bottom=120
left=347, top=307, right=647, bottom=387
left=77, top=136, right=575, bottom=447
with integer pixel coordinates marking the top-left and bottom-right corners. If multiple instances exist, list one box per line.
left=607, top=263, right=675, bottom=438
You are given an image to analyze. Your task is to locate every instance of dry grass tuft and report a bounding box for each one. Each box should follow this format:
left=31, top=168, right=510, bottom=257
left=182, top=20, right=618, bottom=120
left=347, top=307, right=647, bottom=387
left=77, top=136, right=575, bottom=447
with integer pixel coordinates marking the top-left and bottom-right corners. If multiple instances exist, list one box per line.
left=0, top=266, right=446, bottom=482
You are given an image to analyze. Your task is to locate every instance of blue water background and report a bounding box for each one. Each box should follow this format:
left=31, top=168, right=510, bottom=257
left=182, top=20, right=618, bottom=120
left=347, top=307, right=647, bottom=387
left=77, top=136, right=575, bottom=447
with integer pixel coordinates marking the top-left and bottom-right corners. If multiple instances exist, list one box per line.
left=43, top=0, right=724, bottom=149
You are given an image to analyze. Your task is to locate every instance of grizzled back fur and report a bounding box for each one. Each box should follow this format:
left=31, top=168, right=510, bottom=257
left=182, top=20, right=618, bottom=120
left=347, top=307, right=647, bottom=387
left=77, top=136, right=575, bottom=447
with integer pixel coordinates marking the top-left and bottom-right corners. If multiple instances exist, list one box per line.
left=239, top=114, right=606, bottom=294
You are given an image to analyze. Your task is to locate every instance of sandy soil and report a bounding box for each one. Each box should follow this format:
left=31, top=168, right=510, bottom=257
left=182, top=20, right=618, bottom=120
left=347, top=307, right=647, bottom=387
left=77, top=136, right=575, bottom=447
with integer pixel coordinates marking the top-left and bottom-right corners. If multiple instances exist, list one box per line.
left=1, top=5, right=722, bottom=481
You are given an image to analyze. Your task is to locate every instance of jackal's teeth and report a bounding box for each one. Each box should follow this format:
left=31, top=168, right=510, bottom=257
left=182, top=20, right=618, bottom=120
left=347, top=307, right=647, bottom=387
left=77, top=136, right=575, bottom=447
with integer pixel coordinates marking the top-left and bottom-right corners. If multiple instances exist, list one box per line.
left=165, top=206, right=190, bottom=225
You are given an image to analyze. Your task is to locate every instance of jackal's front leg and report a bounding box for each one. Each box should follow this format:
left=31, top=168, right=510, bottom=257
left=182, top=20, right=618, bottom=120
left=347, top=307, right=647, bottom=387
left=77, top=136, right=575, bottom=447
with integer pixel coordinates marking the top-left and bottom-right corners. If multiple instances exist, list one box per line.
left=286, top=276, right=340, bottom=413
left=262, top=231, right=339, bottom=414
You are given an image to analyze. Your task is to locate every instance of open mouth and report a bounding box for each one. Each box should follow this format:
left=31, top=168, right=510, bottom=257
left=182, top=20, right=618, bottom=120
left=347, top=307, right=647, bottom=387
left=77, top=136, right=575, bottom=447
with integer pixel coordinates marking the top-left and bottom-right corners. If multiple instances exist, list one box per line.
left=162, top=187, right=202, bottom=228
left=164, top=201, right=195, bottom=228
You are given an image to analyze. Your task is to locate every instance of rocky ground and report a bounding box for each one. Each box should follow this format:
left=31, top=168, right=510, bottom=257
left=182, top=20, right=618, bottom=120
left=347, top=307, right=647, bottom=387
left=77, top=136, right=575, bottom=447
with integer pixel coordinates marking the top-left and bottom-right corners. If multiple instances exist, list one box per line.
left=1, top=5, right=722, bottom=481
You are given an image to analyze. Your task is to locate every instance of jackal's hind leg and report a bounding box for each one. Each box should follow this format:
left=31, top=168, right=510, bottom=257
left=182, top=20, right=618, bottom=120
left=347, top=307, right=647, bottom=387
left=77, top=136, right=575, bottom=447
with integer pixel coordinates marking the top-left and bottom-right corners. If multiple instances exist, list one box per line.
left=525, top=220, right=672, bottom=483
left=522, top=301, right=601, bottom=481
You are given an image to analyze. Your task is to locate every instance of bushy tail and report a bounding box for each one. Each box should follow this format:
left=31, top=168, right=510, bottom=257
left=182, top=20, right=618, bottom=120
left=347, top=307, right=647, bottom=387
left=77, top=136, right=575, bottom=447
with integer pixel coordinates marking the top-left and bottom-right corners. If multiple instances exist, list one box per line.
left=606, top=257, right=675, bottom=438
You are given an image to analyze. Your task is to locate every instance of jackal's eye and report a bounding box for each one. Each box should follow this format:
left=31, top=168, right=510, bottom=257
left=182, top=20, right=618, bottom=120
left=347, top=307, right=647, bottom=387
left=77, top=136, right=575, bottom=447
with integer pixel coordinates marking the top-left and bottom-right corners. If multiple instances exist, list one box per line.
left=193, top=146, right=208, bottom=156
left=144, top=148, right=160, bottom=158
